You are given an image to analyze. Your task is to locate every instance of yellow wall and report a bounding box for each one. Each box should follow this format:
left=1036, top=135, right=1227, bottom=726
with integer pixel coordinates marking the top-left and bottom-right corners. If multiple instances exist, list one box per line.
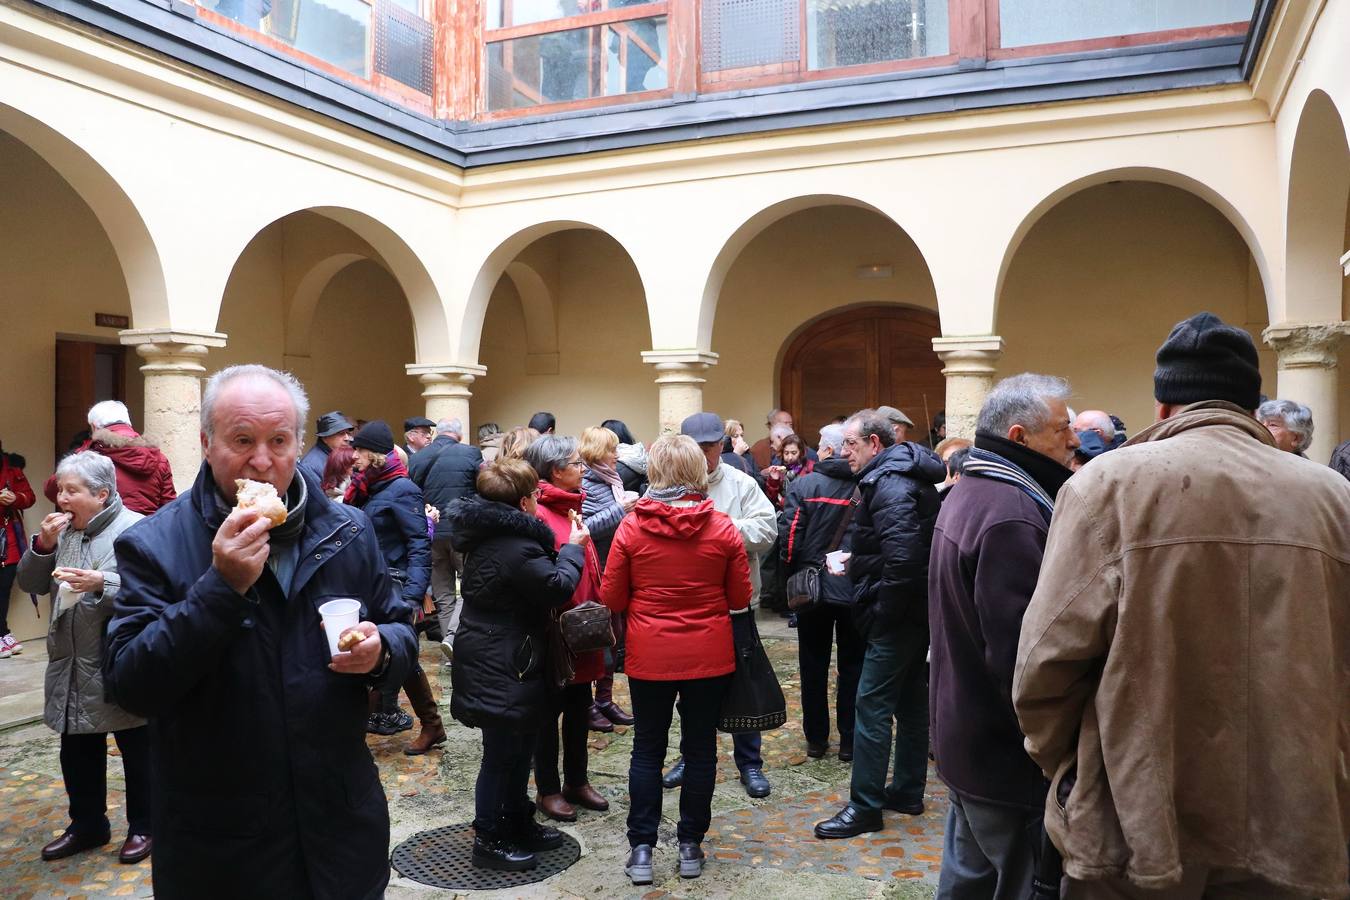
left=998, top=182, right=1275, bottom=436
left=474, top=230, right=656, bottom=440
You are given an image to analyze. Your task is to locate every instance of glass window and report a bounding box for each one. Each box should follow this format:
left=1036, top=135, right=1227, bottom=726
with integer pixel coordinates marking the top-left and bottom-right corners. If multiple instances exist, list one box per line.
left=998, top=0, right=1255, bottom=48
left=209, top=0, right=372, bottom=78
left=808, top=0, right=948, bottom=70
left=487, top=0, right=638, bottom=30
left=486, top=15, right=667, bottom=110
left=702, top=0, right=800, bottom=72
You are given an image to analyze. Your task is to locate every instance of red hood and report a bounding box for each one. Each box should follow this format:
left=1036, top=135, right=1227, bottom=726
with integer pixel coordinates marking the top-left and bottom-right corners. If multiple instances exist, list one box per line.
left=536, top=479, right=583, bottom=516
left=632, top=496, right=717, bottom=539
left=89, top=427, right=165, bottom=477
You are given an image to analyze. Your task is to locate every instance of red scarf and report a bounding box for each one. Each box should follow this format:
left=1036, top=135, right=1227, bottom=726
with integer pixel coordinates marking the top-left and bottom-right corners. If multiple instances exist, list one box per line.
left=344, top=456, right=408, bottom=508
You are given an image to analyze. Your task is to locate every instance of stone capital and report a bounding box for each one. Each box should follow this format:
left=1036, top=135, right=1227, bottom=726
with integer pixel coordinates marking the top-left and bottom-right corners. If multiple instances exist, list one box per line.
left=120, top=328, right=227, bottom=377
left=406, top=363, right=487, bottom=395
left=1262, top=322, right=1348, bottom=370
left=931, top=335, right=1004, bottom=376
left=641, top=350, right=719, bottom=385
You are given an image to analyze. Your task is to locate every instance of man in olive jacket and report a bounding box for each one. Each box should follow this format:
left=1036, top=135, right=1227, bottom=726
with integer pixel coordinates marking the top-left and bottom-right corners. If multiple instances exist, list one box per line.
left=105, top=365, right=417, bottom=900
left=1015, top=313, right=1350, bottom=899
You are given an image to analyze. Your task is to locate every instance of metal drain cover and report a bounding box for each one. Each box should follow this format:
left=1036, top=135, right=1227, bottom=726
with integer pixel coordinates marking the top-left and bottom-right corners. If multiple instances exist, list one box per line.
left=391, top=823, right=581, bottom=890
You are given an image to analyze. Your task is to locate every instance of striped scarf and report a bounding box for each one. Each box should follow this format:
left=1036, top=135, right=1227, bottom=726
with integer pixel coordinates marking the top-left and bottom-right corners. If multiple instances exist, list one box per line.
left=962, top=447, right=1055, bottom=517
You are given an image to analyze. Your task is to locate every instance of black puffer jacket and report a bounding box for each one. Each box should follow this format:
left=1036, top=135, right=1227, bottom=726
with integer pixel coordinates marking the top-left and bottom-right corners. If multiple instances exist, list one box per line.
left=352, top=473, right=430, bottom=608
left=410, top=436, right=483, bottom=540
left=849, top=442, right=944, bottom=635
left=446, top=496, right=583, bottom=731
left=779, top=456, right=856, bottom=606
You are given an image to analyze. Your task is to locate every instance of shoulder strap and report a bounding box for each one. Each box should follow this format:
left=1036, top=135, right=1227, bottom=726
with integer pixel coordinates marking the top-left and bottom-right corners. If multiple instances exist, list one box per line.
left=827, top=487, right=861, bottom=552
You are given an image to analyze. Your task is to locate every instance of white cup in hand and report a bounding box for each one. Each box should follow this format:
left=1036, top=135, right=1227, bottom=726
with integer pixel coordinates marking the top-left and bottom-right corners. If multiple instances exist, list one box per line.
left=825, top=550, right=851, bottom=576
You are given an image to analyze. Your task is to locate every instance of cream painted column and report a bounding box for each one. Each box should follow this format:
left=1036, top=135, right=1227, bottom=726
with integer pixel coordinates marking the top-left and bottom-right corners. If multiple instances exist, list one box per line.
left=119, top=329, right=228, bottom=493
left=932, top=336, right=1004, bottom=441
left=407, top=364, right=487, bottom=433
left=641, top=350, right=719, bottom=435
left=1262, top=322, right=1348, bottom=463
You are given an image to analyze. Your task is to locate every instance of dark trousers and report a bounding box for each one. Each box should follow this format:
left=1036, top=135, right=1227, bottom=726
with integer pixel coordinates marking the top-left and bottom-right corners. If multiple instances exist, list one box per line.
left=797, top=602, right=864, bottom=747
left=627, top=674, right=730, bottom=847
left=849, top=626, right=929, bottom=813
left=0, top=564, right=17, bottom=635
left=534, top=682, right=592, bottom=795
left=379, top=660, right=423, bottom=711
left=59, top=727, right=152, bottom=837
left=474, top=727, right=535, bottom=837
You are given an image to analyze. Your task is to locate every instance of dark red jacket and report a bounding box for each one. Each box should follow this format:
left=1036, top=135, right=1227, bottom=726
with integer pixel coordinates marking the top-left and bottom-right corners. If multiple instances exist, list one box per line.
left=600, top=496, right=752, bottom=681
left=45, top=425, right=176, bottom=516
left=1, top=453, right=36, bottom=565
left=535, top=480, right=605, bottom=685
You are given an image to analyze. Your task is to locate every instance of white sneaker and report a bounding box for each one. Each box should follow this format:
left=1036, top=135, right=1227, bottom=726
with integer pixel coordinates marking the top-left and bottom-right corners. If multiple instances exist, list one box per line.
left=4, top=634, right=22, bottom=655
left=439, top=639, right=453, bottom=663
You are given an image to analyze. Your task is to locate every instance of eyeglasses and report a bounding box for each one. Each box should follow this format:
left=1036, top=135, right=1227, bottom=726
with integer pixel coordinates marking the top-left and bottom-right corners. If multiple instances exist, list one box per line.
left=563, top=460, right=586, bottom=469
left=531, top=488, right=542, bottom=498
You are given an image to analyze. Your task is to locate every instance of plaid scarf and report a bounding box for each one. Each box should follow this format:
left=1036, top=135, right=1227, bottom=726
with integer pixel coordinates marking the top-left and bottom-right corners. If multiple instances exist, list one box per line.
left=344, top=456, right=409, bottom=508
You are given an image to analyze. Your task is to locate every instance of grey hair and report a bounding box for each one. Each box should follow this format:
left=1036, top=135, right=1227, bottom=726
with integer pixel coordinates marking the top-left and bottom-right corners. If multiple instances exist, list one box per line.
left=476, top=422, right=501, bottom=442
left=1257, top=399, right=1314, bottom=453
left=977, top=374, right=1072, bottom=436
left=845, top=409, right=896, bottom=448
left=525, top=434, right=578, bottom=483
left=87, top=400, right=131, bottom=430
left=1076, top=409, right=1115, bottom=439
left=818, top=423, right=846, bottom=455
left=201, top=365, right=310, bottom=446
left=437, top=418, right=463, bottom=438
left=766, top=408, right=788, bottom=425
left=55, top=451, right=117, bottom=504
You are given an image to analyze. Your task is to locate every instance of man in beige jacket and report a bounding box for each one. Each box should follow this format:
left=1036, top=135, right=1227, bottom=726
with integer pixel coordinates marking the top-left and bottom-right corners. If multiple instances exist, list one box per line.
left=1014, top=312, right=1350, bottom=900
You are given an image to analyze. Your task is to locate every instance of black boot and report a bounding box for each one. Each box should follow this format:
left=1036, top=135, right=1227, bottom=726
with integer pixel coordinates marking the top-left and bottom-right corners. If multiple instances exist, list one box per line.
left=471, top=832, right=536, bottom=871
left=512, top=803, right=564, bottom=852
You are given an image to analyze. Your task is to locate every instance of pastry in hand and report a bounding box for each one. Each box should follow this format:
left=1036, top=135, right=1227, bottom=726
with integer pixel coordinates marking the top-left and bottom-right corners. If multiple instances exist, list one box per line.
left=234, top=479, right=287, bottom=527
left=337, top=629, right=364, bottom=652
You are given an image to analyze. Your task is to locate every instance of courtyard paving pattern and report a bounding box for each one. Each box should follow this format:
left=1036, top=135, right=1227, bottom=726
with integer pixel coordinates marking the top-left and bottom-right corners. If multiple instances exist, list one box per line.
left=0, top=617, right=945, bottom=898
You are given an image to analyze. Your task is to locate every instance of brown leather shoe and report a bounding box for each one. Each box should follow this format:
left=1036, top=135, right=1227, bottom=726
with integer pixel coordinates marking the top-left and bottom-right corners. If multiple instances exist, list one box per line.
left=118, top=834, right=152, bottom=864
left=41, top=830, right=110, bottom=861
left=562, top=783, right=610, bottom=812
left=535, top=793, right=577, bottom=822
left=595, top=701, right=635, bottom=727
left=404, top=721, right=447, bottom=755
left=586, top=705, right=615, bottom=733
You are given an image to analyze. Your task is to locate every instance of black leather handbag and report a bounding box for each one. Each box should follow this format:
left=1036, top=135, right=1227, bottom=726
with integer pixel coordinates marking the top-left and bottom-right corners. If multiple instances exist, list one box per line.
left=717, top=614, right=787, bottom=734
left=559, top=600, right=616, bottom=654
left=785, top=488, right=860, bottom=612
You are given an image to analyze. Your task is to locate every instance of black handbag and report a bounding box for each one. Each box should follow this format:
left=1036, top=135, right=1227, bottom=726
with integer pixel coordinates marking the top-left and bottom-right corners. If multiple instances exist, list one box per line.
left=717, top=614, right=787, bottom=733
left=559, top=600, right=615, bottom=654
left=785, top=488, right=860, bottom=612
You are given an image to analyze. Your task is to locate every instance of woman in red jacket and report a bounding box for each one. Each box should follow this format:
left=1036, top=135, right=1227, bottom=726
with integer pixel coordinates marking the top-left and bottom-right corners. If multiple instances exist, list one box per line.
left=523, top=435, right=609, bottom=823
left=599, top=434, right=752, bottom=885
left=0, top=442, right=36, bottom=657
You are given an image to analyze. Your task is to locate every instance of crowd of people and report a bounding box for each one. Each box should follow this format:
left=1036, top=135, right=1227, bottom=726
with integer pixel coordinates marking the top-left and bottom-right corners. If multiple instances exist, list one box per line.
left=0, top=310, right=1347, bottom=899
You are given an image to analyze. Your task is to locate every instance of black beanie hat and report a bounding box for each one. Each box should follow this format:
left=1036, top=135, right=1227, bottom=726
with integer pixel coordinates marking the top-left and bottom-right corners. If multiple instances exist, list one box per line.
left=1153, top=312, right=1262, bottom=410
left=352, top=420, right=395, bottom=454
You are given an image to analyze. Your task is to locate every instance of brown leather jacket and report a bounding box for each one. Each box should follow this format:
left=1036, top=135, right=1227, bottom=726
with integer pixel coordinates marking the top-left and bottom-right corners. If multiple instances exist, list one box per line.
left=1014, top=401, right=1350, bottom=898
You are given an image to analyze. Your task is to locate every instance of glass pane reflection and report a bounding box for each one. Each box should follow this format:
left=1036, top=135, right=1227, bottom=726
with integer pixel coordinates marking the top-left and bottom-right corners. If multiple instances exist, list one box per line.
left=807, top=0, right=949, bottom=70
left=998, top=0, right=1255, bottom=48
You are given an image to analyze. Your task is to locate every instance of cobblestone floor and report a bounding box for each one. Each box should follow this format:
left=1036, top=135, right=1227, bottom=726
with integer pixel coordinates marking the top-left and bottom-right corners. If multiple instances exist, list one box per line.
left=0, top=616, right=945, bottom=898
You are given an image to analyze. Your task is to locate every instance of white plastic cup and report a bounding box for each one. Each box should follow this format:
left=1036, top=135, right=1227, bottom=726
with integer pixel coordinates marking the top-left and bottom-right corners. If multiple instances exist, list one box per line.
left=319, top=598, right=361, bottom=656
left=825, top=550, right=851, bottom=576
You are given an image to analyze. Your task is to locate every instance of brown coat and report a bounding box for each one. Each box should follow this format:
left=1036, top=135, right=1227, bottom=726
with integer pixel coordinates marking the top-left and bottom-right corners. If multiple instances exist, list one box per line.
left=1014, top=402, right=1350, bottom=899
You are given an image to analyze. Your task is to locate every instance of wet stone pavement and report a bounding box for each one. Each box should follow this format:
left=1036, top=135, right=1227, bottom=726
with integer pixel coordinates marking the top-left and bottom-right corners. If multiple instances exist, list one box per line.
left=0, top=616, right=945, bottom=898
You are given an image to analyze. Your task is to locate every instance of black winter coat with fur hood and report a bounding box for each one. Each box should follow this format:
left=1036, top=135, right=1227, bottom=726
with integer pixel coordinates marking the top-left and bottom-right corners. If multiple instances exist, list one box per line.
left=446, top=496, right=584, bottom=730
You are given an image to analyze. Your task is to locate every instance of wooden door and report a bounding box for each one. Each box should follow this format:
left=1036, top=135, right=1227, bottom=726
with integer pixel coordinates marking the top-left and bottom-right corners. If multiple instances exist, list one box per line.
left=779, top=305, right=944, bottom=441
left=54, top=340, right=126, bottom=465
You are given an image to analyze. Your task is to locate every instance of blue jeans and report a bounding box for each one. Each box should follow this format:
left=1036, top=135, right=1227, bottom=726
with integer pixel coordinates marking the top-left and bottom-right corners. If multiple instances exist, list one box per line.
left=848, top=626, right=929, bottom=813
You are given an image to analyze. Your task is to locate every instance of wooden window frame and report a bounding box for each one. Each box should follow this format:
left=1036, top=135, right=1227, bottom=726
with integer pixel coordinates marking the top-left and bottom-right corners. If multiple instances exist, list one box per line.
left=479, top=0, right=676, bottom=119
left=984, top=0, right=1251, bottom=60
left=697, top=0, right=968, bottom=94
left=196, top=1, right=436, bottom=114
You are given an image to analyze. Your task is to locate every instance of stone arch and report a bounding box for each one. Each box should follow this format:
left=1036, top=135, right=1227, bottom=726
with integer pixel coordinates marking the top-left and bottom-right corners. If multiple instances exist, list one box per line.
left=502, top=261, right=560, bottom=372
left=460, top=220, right=643, bottom=362
left=0, top=102, right=168, bottom=327
left=994, top=167, right=1274, bottom=327
left=697, top=194, right=937, bottom=351
left=284, top=253, right=369, bottom=357
left=220, top=205, right=451, bottom=363
left=1285, top=89, right=1350, bottom=322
